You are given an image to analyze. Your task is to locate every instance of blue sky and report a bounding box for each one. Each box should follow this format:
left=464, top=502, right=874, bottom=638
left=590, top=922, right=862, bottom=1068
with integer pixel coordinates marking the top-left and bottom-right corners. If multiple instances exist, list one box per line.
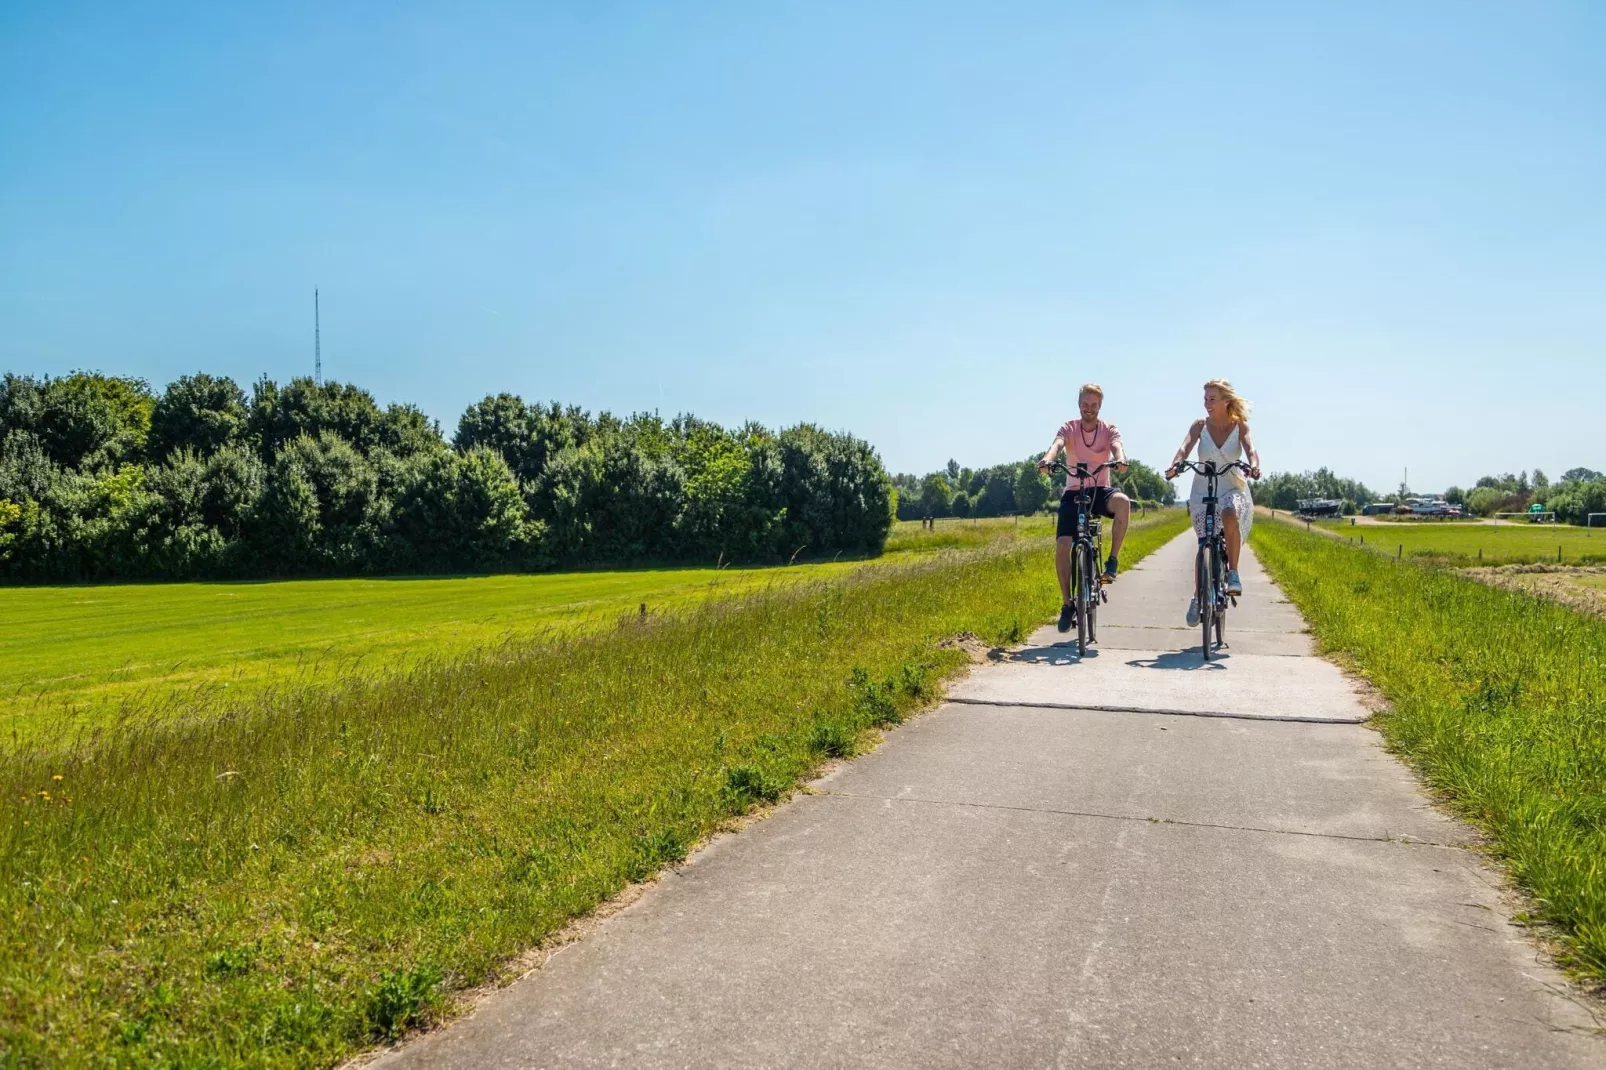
left=3, top=1, right=1603, bottom=493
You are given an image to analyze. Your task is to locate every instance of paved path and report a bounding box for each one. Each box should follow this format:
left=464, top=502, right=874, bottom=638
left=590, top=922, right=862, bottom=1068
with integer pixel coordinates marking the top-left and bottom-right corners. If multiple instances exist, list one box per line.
left=378, top=532, right=1602, bottom=1069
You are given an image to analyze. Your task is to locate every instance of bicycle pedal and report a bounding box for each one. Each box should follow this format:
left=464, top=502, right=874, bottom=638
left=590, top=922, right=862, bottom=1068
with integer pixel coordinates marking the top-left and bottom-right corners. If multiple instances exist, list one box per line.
left=1100, top=589, right=1109, bottom=603
left=1230, top=596, right=1238, bottom=607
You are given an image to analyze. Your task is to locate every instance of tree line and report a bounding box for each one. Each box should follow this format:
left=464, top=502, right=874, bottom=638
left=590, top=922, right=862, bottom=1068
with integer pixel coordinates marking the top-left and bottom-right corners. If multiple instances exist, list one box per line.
left=1255, top=465, right=1605, bottom=524
left=0, top=371, right=895, bottom=582
left=890, top=458, right=1176, bottom=521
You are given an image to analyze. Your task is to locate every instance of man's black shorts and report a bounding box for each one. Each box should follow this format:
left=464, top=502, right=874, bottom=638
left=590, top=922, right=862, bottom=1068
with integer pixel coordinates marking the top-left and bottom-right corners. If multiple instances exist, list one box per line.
left=1057, top=487, right=1120, bottom=538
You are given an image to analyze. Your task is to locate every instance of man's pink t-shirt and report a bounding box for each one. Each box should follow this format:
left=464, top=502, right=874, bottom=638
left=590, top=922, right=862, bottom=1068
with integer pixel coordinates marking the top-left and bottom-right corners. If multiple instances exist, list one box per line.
left=1057, top=418, right=1122, bottom=489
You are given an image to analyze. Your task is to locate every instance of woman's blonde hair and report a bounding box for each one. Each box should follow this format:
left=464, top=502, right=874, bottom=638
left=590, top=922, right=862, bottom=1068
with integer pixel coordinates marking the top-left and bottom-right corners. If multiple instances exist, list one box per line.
left=1204, top=379, right=1250, bottom=424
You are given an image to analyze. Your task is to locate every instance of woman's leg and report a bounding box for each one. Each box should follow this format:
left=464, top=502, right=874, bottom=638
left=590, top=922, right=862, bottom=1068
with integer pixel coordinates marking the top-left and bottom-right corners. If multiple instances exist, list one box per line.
left=1223, top=507, right=1242, bottom=571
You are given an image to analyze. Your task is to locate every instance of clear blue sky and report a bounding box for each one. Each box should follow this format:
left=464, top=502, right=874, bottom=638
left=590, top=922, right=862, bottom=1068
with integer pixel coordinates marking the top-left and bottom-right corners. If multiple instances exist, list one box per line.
left=3, top=1, right=1603, bottom=494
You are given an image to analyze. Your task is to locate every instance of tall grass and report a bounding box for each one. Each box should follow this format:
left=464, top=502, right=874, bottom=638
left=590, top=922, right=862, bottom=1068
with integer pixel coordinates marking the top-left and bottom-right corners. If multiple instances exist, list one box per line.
left=1, top=513, right=1189, bottom=1066
left=1253, top=521, right=1606, bottom=981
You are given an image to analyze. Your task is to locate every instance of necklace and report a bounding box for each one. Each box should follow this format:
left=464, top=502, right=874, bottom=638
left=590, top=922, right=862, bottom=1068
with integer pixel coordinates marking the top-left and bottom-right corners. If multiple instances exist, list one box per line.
left=1077, top=420, right=1099, bottom=448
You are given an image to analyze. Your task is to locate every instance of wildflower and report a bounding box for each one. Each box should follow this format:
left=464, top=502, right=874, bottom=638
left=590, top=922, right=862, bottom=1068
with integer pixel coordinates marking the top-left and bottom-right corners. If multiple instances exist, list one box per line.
left=38, top=791, right=49, bottom=801
left=52, top=775, right=63, bottom=782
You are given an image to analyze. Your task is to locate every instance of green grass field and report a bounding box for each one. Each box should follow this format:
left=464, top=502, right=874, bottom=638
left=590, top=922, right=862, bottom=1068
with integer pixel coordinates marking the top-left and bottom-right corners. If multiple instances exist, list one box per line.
left=2, top=517, right=1069, bottom=742
left=1298, top=515, right=1606, bottom=566
left=1253, top=521, right=1606, bottom=984
left=1, top=514, right=1187, bottom=1066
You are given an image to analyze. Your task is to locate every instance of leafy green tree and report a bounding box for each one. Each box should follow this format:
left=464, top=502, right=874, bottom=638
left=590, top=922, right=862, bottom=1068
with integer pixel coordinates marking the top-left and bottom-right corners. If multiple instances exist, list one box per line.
left=21, top=372, right=155, bottom=470
left=974, top=469, right=1015, bottom=517
left=247, top=451, right=324, bottom=573
left=1547, top=479, right=1606, bottom=525
left=389, top=447, right=535, bottom=570
left=148, top=373, right=249, bottom=459
left=950, top=491, right=972, bottom=518
left=776, top=424, right=894, bottom=555
left=0, top=498, right=17, bottom=563
left=919, top=473, right=952, bottom=517
left=454, top=394, right=587, bottom=486
left=378, top=403, right=446, bottom=457
left=1113, top=460, right=1171, bottom=505
left=1013, top=465, right=1050, bottom=515
left=249, top=377, right=406, bottom=459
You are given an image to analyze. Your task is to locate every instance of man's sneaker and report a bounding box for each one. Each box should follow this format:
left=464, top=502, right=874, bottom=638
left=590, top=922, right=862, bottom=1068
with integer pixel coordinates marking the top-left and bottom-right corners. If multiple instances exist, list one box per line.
left=1057, top=603, right=1075, bottom=633
left=1103, top=556, right=1118, bottom=583
left=1185, top=598, right=1201, bottom=627
left=1226, top=569, right=1243, bottom=596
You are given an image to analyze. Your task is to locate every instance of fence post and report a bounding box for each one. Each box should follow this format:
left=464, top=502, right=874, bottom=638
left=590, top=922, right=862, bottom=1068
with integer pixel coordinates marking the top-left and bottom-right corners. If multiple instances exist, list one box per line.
left=1477, top=547, right=1481, bottom=562
left=1398, top=544, right=1402, bottom=559
left=1558, top=545, right=1563, bottom=563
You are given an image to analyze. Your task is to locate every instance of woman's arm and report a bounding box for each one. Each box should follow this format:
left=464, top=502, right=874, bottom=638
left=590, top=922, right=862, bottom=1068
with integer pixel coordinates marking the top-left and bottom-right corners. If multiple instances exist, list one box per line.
left=1166, top=420, right=1204, bottom=475
left=1239, top=422, right=1261, bottom=479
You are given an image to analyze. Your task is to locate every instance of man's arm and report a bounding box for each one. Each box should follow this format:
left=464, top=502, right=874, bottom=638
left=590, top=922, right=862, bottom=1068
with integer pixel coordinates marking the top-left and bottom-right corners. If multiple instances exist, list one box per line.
left=1038, top=435, right=1065, bottom=472
left=1107, top=424, right=1128, bottom=470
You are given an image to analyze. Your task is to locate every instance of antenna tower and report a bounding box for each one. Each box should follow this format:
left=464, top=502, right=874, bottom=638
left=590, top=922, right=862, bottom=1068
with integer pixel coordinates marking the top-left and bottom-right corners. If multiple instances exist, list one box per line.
left=314, top=289, right=322, bottom=385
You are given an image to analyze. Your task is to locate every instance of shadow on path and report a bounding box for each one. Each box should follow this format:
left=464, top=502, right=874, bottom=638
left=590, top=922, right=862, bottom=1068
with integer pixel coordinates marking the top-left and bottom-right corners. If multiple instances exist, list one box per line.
left=1126, top=650, right=1231, bottom=671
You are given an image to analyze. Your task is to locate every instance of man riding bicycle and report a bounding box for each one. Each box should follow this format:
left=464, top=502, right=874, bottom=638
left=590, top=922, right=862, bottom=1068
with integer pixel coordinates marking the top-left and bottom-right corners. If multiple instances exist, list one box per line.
left=1038, top=383, right=1132, bottom=634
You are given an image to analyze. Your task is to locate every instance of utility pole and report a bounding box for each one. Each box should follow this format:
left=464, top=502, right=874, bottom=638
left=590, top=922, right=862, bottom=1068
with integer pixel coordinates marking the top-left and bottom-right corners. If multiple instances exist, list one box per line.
left=314, top=288, right=322, bottom=385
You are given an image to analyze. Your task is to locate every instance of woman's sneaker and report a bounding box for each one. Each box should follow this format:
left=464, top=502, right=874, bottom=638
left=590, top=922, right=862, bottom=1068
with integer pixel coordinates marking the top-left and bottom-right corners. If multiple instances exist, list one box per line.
left=1058, top=603, right=1075, bottom=632
left=1185, top=598, right=1201, bottom=626
left=1226, top=569, right=1243, bottom=596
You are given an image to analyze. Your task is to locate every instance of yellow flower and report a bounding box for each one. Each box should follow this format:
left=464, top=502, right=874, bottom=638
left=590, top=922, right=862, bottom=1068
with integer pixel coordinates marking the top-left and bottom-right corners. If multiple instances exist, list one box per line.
left=52, top=774, right=63, bottom=782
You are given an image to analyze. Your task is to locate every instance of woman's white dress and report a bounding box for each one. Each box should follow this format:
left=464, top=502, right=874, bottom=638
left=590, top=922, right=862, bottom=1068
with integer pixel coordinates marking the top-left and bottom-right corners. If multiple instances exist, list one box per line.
left=1188, top=423, right=1253, bottom=540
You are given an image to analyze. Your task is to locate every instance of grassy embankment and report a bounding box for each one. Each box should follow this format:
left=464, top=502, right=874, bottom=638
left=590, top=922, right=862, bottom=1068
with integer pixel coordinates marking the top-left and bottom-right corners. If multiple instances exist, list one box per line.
left=2, top=517, right=1048, bottom=743
left=1293, top=515, right=1606, bottom=566
left=1253, top=520, right=1606, bottom=983
left=1, top=512, right=1188, bottom=1066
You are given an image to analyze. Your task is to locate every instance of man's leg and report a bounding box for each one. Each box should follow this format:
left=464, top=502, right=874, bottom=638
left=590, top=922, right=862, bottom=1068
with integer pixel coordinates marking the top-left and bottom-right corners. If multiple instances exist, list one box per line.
left=1055, top=536, right=1073, bottom=604
left=1108, top=492, right=1131, bottom=558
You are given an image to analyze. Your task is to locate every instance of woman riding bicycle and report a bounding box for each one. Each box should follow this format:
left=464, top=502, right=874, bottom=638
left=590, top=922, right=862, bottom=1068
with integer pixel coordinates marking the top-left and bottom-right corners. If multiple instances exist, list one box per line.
left=1165, top=379, right=1261, bottom=626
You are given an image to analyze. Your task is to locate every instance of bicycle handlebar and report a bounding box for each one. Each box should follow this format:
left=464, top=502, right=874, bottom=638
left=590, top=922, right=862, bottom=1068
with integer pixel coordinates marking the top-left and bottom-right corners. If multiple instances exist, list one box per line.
left=1167, top=459, right=1257, bottom=481
left=1042, top=459, right=1125, bottom=478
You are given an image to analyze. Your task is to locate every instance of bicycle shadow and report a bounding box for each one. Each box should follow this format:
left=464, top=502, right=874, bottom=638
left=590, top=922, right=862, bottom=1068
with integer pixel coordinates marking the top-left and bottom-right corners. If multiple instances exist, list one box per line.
left=1126, top=650, right=1230, bottom=671
left=1002, top=642, right=1100, bottom=665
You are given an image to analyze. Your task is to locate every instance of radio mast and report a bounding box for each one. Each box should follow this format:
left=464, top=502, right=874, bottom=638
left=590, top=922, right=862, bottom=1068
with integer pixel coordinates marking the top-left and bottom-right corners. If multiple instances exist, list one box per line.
left=314, top=289, right=322, bottom=385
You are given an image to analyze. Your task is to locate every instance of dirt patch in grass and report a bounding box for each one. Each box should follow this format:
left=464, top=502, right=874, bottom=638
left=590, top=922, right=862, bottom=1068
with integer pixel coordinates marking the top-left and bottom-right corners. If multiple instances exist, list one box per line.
left=1464, top=565, right=1606, bottom=621
left=936, top=631, right=1002, bottom=665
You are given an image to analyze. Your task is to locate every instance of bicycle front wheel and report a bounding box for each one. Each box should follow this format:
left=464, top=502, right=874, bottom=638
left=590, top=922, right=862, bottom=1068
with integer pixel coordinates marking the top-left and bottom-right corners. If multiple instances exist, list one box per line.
left=1197, top=543, right=1212, bottom=661
left=1075, top=544, right=1090, bottom=657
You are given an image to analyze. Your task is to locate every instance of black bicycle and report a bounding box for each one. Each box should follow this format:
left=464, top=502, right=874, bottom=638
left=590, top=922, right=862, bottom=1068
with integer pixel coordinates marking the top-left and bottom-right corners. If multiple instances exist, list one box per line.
left=1168, top=459, right=1254, bottom=661
left=1047, top=460, right=1122, bottom=657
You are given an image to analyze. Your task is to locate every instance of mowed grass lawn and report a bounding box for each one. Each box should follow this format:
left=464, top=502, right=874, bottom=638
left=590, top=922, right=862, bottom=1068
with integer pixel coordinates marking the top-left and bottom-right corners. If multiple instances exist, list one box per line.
left=3, top=511, right=1188, bottom=1067
left=1, top=515, right=1062, bottom=741
left=1298, top=515, right=1606, bottom=566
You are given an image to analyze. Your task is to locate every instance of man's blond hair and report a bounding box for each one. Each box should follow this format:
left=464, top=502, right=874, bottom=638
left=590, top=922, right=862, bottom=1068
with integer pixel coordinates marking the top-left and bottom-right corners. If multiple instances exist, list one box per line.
left=1078, top=383, right=1104, bottom=400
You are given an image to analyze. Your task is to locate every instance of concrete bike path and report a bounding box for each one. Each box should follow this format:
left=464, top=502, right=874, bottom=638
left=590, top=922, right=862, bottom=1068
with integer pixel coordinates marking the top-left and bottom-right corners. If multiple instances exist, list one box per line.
left=376, top=532, right=1602, bottom=1069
